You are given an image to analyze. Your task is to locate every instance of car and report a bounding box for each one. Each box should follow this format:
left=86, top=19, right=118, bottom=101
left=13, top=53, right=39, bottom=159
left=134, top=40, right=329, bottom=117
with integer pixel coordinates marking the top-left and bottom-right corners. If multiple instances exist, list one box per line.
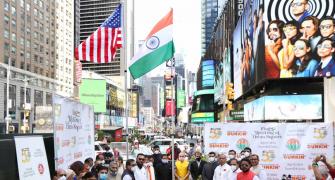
left=146, top=138, right=188, bottom=154
left=95, top=141, right=113, bottom=158
left=109, top=142, right=135, bottom=160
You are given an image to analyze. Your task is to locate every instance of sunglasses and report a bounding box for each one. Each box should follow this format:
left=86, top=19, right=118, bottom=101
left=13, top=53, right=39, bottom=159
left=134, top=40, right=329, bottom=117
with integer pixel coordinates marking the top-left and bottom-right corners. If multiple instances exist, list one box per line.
left=320, top=24, right=334, bottom=30
left=240, top=164, right=250, bottom=167
left=179, top=156, right=185, bottom=158
left=290, top=2, right=306, bottom=7
left=317, top=44, right=332, bottom=49
left=293, top=45, right=306, bottom=51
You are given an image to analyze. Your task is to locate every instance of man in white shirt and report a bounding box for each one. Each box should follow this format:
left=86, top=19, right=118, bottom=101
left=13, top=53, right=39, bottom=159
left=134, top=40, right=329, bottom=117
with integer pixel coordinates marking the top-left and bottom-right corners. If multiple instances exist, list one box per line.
left=250, top=154, right=267, bottom=180
left=228, top=158, right=242, bottom=180
left=213, top=154, right=231, bottom=180
left=133, top=153, right=148, bottom=180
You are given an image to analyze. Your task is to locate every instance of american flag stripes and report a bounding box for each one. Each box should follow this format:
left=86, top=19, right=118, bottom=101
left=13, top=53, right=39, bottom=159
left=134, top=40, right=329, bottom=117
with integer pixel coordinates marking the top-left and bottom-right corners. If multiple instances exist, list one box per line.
left=75, top=4, right=122, bottom=63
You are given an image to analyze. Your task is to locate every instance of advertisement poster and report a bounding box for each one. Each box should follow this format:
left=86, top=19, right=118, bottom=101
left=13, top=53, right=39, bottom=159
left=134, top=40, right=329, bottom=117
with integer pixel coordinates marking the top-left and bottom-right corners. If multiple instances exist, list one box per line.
left=79, top=79, right=106, bottom=113
left=15, top=136, right=51, bottom=180
left=204, top=123, right=334, bottom=179
left=53, top=95, right=95, bottom=170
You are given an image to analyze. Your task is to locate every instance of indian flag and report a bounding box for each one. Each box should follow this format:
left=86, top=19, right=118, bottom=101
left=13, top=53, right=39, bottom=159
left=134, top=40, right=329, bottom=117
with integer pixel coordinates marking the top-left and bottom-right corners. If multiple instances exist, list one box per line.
left=129, top=9, right=175, bottom=79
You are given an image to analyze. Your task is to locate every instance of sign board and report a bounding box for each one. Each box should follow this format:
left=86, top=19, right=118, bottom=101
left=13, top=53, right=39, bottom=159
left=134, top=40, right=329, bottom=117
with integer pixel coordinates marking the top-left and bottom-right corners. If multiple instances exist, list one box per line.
left=15, top=136, right=51, bottom=180
left=177, top=90, right=185, bottom=108
left=204, top=123, right=334, bottom=179
left=53, top=95, right=95, bottom=170
left=191, top=112, right=215, bottom=123
left=79, top=79, right=106, bottom=113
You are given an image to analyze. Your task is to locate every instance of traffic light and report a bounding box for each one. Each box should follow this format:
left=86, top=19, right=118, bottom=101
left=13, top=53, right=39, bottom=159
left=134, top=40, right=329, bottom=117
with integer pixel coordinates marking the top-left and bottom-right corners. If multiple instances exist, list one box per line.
left=226, top=101, right=234, bottom=111
left=225, top=82, right=235, bottom=100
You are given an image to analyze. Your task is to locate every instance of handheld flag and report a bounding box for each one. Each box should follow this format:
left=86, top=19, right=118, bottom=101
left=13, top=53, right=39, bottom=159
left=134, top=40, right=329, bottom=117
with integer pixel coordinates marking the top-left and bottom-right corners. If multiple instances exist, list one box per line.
left=75, top=4, right=122, bottom=63
left=129, top=9, right=175, bottom=79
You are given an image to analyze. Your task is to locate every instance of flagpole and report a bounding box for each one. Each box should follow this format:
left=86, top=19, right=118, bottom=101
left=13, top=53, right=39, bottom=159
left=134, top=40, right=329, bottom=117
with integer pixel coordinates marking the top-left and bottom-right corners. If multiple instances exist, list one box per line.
left=170, top=57, right=176, bottom=180
left=120, top=0, right=130, bottom=160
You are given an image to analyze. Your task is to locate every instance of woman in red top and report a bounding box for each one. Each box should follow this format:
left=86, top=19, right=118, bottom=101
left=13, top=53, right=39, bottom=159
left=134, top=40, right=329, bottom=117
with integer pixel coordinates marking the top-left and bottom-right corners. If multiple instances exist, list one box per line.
left=237, top=158, right=260, bottom=180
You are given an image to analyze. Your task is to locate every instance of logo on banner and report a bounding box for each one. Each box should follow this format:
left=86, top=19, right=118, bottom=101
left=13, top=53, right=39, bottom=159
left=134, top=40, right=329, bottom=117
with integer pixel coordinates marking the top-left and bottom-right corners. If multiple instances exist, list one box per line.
left=209, top=128, right=222, bottom=139
left=286, top=138, right=300, bottom=151
left=21, top=148, right=31, bottom=163
left=38, top=164, right=45, bottom=174
left=262, top=150, right=275, bottom=162
left=313, top=127, right=327, bottom=139
left=236, top=138, right=249, bottom=150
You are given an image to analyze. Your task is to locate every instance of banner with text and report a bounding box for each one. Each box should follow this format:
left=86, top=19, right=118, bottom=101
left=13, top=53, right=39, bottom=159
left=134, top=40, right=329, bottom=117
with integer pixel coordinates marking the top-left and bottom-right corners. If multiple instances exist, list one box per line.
left=204, top=123, right=333, bottom=179
left=53, top=95, right=95, bottom=170
left=15, top=136, right=51, bottom=180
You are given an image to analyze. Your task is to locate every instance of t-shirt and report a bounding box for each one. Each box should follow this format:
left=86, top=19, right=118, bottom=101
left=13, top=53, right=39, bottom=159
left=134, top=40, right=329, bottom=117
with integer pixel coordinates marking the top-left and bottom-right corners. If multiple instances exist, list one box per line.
left=237, top=171, right=260, bottom=180
left=176, top=160, right=189, bottom=179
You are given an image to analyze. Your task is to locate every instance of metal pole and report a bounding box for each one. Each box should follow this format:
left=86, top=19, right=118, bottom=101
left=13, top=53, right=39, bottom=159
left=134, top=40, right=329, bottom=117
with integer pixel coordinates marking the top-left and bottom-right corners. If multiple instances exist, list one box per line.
left=23, top=77, right=27, bottom=133
left=5, top=58, right=11, bottom=134
left=171, top=59, right=175, bottom=180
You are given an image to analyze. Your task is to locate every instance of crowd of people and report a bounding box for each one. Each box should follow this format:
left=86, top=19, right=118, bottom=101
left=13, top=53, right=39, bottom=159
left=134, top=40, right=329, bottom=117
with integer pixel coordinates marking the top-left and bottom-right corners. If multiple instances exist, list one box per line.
left=52, top=142, right=335, bottom=180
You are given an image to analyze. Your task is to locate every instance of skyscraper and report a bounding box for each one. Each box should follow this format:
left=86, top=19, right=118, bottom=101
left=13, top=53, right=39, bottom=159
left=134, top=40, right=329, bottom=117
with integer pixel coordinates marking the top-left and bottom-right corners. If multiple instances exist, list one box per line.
left=77, top=0, right=124, bottom=76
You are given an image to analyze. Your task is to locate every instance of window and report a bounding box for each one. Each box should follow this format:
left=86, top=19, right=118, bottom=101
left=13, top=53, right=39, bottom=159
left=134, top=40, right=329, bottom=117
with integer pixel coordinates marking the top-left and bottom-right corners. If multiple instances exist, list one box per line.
left=11, top=6, right=16, bottom=16
left=20, top=37, right=24, bottom=45
left=11, top=46, right=16, bottom=54
left=26, top=40, right=30, bottom=48
left=4, top=2, right=9, bottom=11
left=33, top=8, right=37, bottom=16
left=26, top=3, right=30, bottom=11
left=11, top=19, right=16, bottom=28
left=38, top=0, right=43, bottom=8
left=4, top=29, right=9, bottom=38
left=11, top=33, right=16, bottom=42
left=4, top=42, right=10, bottom=51
left=26, top=52, right=30, bottom=59
left=20, top=0, right=24, bottom=7
left=4, top=15, right=9, bottom=24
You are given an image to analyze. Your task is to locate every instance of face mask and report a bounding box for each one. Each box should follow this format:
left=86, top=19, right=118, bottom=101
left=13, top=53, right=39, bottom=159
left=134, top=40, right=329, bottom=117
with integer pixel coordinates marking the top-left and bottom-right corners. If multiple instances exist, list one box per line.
left=154, top=150, right=160, bottom=154
left=131, top=167, right=136, bottom=172
left=240, top=155, right=245, bottom=159
left=58, top=176, right=66, bottom=180
left=97, top=160, right=105, bottom=165
left=196, top=157, right=201, bottom=161
left=110, top=171, right=117, bottom=176
left=231, top=165, right=237, bottom=172
left=244, top=152, right=250, bottom=157
left=179, top=157, right=185, bottom=161
left=99, top=173, right=108, bottom=180
left=105, top=160, right=111, bottom=165
left=162, top=159, right=169, bottom=163
left=228, top=155, right=235, bottom=159
left=208, top=157, right=215, bottom=162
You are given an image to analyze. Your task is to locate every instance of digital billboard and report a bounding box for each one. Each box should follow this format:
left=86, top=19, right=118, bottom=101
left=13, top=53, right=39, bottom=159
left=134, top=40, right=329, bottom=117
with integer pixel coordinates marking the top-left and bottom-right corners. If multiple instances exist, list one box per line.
left=243, top=94, right=322, bottom=121
left=202, top=60, right=215, bottom=88
left=214, top=48, right=232, bottom=103
left=165, top=100, right=175, bottom=117
left=177, top=90, right=185, bottom=108
left=79, top=79, right=106, bottom=113
left=234, top=0, right=335, bottom=98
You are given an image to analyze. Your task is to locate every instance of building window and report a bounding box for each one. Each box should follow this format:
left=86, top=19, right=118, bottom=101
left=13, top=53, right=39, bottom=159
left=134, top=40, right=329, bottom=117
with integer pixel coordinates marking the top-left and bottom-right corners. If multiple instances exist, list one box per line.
left=26, top=52, right=30, bottom=59
left=11, top=46, right=16, bottom=54
left=11, top=33, right=16, bottom=42
left=34, top=90, right=43, bottom=106
left=4, top=29, right=9, bottom=39
left=26, top=3, right=30, bottom=11
left=4, top=15, right=9, bottom=24
left=4, top=2, right=9, bottom=11
left=11, top=19, right=16, bottom=28
left=20, top=37, right=24, bottom=45
left=11, top=6, right=16, bottom=16
left=4, top=42, right=10, bottom=51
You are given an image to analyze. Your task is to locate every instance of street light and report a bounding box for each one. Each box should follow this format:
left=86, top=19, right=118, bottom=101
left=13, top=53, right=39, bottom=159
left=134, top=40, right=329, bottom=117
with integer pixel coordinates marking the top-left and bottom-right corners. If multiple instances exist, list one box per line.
left=13, top=76, right=36, bottom=133
left=0, top=59, right=13, bottom=134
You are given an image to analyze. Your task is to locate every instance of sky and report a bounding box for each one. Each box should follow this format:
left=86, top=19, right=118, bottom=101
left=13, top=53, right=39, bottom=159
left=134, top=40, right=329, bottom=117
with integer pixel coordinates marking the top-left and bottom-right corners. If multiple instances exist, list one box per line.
left=133, top=0, right=202, bottom=75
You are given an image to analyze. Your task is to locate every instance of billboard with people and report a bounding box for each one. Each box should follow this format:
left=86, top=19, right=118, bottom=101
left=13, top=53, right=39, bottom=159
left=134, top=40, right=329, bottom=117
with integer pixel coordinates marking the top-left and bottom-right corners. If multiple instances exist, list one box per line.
left=234, top=0, right=335, bottom=98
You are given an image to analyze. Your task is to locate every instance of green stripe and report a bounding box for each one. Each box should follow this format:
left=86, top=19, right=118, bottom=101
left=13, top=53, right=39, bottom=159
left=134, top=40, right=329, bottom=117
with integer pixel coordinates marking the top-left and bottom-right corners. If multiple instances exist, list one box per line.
left=129, top=41, right=175, bottom=79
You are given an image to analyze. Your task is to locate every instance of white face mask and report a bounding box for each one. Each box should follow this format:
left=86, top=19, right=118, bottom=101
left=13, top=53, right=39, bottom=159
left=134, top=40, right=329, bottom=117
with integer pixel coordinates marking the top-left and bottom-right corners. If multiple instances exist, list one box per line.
left=131, top=167, right=136, bottom=172
left=208, top=157, right=215, bottom=162
left=162, top=159, right=169, bottom=163
left=228, top=155, right=235, bottom=159
left=244, top=152, right=250, bottom=157
left=58, top=176, right=66, bottom=180
left=154, top=150, right=160, bottom=154
left=231, top=165, right=237, bottom=172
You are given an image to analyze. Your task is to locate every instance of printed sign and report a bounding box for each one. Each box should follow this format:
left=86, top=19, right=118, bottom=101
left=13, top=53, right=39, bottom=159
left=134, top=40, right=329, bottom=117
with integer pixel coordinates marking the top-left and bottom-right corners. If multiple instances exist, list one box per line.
left=53, top=95, right=95, bottom=170
left=204, top=123, right=334, bottom=179
left=15, top=136, right=51, bottom=180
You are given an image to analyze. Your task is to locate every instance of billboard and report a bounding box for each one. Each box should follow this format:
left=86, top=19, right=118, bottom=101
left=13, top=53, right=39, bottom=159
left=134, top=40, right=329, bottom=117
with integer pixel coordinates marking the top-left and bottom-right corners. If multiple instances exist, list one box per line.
left=202, top=60, right=215, bottom=88
left=244, top=94, right=322, bottom=121
left=234, top=0, right=335, bottom=98
left=214, top=48, right=232, bottom=103
left=79, top=79, right=106, bottom=113
left=177, top=90, right=185, bottom=108
left=204, top=123, right=334, bottom=179
left=165, top=100, right=175, bottom=117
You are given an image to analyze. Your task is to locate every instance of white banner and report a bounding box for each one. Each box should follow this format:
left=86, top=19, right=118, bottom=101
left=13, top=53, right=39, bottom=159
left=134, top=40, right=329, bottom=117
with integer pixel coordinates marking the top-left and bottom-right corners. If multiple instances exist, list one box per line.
left=204, top=123, right=334, bottom=179
left=53, top=95, right=95, bottom=170
left=15, top=136, right=51, bottom=180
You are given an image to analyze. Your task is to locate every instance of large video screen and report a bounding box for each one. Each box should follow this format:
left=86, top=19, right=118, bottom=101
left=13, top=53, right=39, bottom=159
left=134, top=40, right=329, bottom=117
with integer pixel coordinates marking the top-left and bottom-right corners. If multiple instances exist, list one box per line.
left=234, top=0, right=335, bottom=98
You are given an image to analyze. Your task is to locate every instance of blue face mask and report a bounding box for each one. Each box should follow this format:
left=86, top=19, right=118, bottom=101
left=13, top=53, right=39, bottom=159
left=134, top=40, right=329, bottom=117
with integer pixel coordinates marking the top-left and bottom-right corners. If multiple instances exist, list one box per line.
left=99, top=173, right=108, bottom=180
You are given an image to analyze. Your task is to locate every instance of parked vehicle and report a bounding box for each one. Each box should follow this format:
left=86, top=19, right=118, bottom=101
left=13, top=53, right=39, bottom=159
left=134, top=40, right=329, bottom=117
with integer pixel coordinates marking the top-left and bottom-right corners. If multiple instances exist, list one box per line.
left=146, top=138, right=187, bottom=154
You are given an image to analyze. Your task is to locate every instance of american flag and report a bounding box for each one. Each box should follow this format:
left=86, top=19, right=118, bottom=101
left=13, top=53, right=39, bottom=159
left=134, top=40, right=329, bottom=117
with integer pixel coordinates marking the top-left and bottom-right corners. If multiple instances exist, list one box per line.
left=75, top=4, right=122, bottom=63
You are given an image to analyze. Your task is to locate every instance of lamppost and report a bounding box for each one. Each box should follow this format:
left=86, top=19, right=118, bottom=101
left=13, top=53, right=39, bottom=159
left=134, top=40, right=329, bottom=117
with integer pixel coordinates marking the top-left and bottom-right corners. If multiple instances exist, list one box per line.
left=0, top=59, right=13, bottom=134
left=13, top=76, right=36, bottom=133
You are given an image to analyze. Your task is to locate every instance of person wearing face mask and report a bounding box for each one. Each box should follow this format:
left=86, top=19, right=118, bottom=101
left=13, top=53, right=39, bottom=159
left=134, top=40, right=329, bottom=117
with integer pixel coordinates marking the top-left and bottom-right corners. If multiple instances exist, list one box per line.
left=250, top=154, right=267, bottom=180
left=96, top=165, right=109, bottom=180
left=133, top=153, right=148, bottom=180
left=228, top=158, right=241, bottom=180
left=108, top=161, right=122, bottom=180
left=155, top=154, right=172, bottom=180
left=175, top=152, right=190, bottom=180
left=190, top=151, right=206, bottom=180
left=121, top=159, right=136, bottom=180
left=238, top=150, right=246, bottom=161
left=202, top=152, right=218, bottom=180
left=228, top=150, right=237, bottom=161
left=243, top=147, right=252, bottom=158
left=52, top=169, right=67, bottom=180
left=312, top=155, right=335, bottom=180
left=152, top=145, right=162, bottom=169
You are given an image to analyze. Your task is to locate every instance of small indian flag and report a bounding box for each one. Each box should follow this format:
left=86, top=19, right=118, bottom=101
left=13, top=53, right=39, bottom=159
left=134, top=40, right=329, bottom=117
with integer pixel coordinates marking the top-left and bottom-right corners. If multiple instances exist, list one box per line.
left=129, top=9, right=175, bottom=79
